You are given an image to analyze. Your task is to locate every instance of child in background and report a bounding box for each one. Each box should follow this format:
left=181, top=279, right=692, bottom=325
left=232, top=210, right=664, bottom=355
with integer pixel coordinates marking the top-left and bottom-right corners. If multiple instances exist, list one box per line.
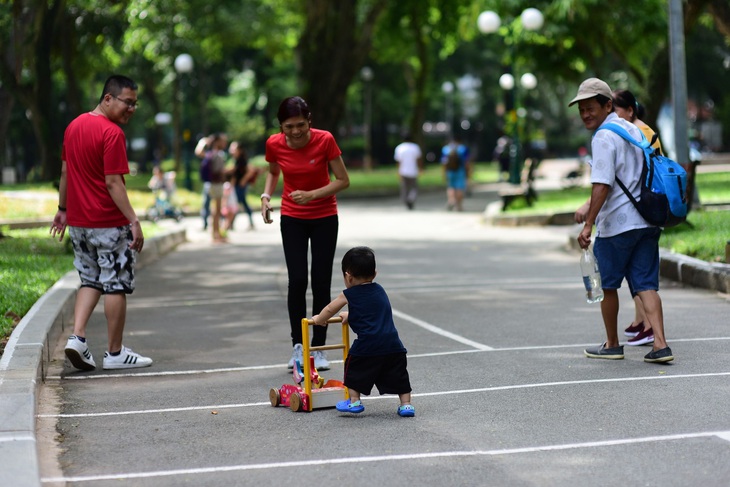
left=221, top=179, right=238, bottom=233
left=313, top=246, right=414, bottom=417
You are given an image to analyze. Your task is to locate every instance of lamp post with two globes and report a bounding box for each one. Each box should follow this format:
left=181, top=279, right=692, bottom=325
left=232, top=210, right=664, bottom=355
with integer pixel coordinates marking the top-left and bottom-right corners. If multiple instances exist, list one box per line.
left=174, top=53, right=194, bottom=190
left=361, top=66, right=374, bottom=171
left=442, top=81, right=454, bottom=138
left=478, top=8, right=543, bottom=184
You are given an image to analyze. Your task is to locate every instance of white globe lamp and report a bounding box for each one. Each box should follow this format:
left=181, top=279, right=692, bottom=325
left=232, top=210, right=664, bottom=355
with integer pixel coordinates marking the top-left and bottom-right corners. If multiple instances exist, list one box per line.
left=174, top=53, right=194, bottom=74
left=520, top=8, right=544, bottom=31
left=477, top=11, right=501, bottom=34
left=499, top=73, right=515, bottom=91
left=520, top=73, right=538, bottom=90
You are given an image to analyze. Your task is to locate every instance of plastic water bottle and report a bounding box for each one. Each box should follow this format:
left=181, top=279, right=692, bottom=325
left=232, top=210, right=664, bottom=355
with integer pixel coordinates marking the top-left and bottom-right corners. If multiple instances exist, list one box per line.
left=580, top=248, right=604, bottom=303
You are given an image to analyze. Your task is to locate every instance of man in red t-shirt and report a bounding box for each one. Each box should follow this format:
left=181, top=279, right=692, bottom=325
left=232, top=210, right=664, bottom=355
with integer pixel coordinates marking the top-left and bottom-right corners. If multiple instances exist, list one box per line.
left=51, top=75, right=153, bottom=371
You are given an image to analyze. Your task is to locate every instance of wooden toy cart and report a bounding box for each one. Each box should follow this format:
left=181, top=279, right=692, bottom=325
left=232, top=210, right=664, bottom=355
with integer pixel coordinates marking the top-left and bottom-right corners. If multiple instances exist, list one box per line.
left=269, top=316, right=350, bottom=412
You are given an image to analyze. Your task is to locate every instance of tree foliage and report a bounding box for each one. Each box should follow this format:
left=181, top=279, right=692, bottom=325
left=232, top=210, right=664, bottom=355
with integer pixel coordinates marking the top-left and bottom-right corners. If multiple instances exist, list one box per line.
left=1, top=0, right=728, bottom=183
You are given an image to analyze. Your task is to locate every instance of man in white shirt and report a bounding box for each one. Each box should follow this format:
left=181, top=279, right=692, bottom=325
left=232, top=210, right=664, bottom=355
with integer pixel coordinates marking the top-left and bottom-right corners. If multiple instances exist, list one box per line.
left=570, top=77, right=673, bottom=364
left=393, top=134, right=423, bottom=210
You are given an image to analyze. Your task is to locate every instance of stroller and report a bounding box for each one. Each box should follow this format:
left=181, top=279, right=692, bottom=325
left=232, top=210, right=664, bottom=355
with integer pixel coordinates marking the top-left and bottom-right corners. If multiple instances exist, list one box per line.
left=146, top=167, right=184, bottom=222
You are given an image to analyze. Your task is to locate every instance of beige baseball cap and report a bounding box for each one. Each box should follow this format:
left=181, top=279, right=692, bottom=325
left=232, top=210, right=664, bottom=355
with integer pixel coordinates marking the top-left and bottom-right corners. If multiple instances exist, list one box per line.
left=568, top=78, right=613, bottom=106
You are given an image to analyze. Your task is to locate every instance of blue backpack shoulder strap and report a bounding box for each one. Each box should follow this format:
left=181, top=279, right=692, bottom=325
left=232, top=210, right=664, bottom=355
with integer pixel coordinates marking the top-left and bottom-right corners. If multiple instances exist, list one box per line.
left=597, top=123, right=652, bottom=152
left=595, top=123, right=650, bottom=208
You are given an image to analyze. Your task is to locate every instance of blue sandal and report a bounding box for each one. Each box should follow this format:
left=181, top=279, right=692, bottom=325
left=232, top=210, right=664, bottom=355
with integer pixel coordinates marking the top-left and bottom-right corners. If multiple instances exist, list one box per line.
left=336, top=399, right=364, bottom=413
left=398, top=404, right=415, bottom=417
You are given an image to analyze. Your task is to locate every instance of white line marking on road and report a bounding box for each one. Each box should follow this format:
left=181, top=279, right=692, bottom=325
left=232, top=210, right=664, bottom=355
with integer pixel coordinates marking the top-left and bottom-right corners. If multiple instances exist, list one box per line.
left=406, top=372, right=730, bottom=398
left=39, top=371, right=730, bottom=418
left=40, top=430, right=730, bottom=483
left=48, top=363, right=287, bottom=381
left=37, top=401, right=271, bottom=418
left=392, top=308, right=494, bottom=350
left=716, top=432, right=730, bottom=443
left=46, top=336, right=730, bottom=381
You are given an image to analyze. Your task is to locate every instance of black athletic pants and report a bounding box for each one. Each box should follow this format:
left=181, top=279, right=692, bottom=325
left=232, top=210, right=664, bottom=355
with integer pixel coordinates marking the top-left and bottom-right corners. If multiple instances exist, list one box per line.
left=280, top=214, right=338, bottom=346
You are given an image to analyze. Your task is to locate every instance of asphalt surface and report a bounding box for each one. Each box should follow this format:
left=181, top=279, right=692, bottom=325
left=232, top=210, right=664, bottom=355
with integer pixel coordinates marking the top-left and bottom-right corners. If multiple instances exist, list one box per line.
left=33, top=185, right=730, bottom=486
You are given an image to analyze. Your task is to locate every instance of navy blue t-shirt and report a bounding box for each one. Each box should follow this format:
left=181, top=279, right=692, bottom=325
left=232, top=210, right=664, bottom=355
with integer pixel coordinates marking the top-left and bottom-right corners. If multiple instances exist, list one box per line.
left=344, top=282, right=407, bottom=357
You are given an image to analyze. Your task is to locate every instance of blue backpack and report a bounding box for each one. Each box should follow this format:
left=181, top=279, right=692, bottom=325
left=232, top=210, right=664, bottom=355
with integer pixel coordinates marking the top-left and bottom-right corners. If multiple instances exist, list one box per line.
left=598, top=123, right=688, bottom=227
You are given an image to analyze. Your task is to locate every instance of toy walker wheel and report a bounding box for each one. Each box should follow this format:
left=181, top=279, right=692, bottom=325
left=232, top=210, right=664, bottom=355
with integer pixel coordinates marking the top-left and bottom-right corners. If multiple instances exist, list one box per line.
left=269, top=388, right=280, bottom=407
left=290, top=392, right=303, bottom=412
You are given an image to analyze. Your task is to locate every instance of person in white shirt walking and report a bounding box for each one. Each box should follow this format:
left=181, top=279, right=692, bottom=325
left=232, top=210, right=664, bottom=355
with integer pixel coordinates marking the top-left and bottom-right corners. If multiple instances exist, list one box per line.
left=393, top=134, right=423, bottom=210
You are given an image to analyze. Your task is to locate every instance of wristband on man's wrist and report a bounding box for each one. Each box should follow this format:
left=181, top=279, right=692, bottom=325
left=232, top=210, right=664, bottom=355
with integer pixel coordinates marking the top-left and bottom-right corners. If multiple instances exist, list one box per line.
left=58, top=205, right=66, bottom=212
left=261, top=193, right=271, bottom=200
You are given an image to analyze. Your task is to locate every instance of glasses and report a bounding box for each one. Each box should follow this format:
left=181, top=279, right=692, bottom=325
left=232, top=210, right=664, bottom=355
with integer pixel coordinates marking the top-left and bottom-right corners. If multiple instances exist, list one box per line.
left=281, top=121, right=309, bottom=131
left=112, top=95, right=139, bottom=109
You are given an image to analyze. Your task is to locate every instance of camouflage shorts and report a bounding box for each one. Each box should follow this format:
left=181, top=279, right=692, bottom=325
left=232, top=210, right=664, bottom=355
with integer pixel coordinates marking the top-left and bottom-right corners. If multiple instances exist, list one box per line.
left=68, top=226, right=136, bottom=294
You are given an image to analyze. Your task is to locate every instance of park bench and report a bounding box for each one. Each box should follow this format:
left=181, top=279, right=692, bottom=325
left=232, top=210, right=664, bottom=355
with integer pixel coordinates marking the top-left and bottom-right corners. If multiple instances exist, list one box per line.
left=499, top=157, right=539, bottom=211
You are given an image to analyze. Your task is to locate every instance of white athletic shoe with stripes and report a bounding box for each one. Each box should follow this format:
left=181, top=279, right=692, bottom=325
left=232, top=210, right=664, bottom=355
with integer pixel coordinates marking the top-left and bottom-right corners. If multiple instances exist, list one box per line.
left=65, top=335, right=96, bottom=371
left=102, top=346, right=153, bottom=370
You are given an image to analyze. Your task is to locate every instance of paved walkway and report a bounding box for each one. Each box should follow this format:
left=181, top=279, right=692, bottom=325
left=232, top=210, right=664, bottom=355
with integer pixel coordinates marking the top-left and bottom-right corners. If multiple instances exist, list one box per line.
left=3, top=185, right=730, bottom=486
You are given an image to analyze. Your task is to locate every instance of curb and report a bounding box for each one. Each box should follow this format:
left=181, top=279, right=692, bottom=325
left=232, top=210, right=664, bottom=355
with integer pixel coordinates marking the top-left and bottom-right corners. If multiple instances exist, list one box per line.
left=561, top=223, right=729, bottom=294
left=0, top=228, right=186, bottom=487
left=484, top=201, right=730, bottom=295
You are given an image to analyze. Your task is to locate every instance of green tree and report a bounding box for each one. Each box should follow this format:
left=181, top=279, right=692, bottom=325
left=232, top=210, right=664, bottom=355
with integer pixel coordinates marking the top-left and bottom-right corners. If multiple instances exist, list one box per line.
left=0, top=1, right=130, bottom=181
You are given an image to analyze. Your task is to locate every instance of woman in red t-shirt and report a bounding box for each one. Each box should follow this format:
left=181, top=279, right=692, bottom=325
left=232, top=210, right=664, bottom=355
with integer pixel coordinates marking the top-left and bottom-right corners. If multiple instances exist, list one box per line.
left=261, top=96, right=350, bottom=371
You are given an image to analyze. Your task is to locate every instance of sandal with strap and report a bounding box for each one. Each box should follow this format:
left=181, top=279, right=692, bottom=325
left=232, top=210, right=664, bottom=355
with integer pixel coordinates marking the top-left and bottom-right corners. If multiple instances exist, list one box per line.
left=336, top=399, right=364, bottom=414
left=398, top=404, right=415, bottom=417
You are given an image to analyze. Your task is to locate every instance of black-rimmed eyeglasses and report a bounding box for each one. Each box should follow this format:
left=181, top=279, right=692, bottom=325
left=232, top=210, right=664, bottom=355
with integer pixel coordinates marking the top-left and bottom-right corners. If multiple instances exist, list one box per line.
left=112, top=95, right=139, bottom=109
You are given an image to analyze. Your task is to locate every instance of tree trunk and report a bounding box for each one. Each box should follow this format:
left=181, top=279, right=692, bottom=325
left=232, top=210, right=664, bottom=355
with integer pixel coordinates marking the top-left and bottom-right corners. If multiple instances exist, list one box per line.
left=59, top=15, right=83, bottom=117
left=296, top=0, right=387, bottom=134
left=34, top=0, right=64, bottom=181
left=408, top=10, right=430, bottom=153
left=0, top=87, right=13, bottom=172
left=0, top=0, right=66, bottom=181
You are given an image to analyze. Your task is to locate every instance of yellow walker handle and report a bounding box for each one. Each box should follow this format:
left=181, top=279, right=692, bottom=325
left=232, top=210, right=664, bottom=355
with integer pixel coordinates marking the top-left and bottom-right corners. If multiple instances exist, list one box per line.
left=300, top=317, right=350, bottom=411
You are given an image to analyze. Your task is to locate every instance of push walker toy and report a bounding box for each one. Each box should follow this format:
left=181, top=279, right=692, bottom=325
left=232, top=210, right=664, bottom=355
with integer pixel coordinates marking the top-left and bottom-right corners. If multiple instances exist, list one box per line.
left=269, top=317, right=350, bottom=412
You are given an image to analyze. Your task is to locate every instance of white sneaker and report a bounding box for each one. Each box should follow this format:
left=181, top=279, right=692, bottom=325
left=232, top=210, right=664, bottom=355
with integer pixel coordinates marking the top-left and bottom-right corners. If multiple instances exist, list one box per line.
left=64, top=335, right=96, bottom=371
left=312, top=351, right=330, bottom=371
left=102, top=346, right=153, bottom=370
left=287, top=344, right=303, bottom=369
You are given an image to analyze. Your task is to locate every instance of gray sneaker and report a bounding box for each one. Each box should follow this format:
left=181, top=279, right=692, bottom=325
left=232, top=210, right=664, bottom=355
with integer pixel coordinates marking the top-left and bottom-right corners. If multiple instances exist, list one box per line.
left=287, top=344, right=303, bottom=370
left=64, top=335, right=96, bottom=371
left=584, top=342, right=624, bottom=360
left=644, top=347, right=674, bottom=363
left=312, top=351, right=330, bottom=371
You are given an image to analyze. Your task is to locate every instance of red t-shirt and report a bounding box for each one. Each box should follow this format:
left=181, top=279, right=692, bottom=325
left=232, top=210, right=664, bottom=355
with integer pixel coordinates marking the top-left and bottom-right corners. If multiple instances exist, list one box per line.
left=265, top=128, right=342, bottom=219
left=62, top=112, right=130, bottom=228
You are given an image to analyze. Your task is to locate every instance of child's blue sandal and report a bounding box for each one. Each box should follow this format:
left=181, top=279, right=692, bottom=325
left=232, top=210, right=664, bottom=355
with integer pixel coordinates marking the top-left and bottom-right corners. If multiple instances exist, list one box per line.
left=398, top=404, right=415, bottom=417
left=336, top=399, right=364, bottom=413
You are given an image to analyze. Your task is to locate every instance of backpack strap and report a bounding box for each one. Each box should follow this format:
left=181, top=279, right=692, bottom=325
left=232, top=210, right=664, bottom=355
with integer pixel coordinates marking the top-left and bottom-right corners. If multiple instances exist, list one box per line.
left=597, top=123, right=651, bottom=150
left=595, top=122, right=650, bottom=211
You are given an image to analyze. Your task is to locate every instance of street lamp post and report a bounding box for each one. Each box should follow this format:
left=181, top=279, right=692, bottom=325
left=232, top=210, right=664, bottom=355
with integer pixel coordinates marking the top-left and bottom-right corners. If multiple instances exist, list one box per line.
left=361, top=66, right=374, bottom=171
left=478, top=8, right=543, bottom=185
left=497, top=72, right=538, bottom=184
left=442, top=81, right=454, bottom=139
left=174, top=53, right=194, bottom=190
